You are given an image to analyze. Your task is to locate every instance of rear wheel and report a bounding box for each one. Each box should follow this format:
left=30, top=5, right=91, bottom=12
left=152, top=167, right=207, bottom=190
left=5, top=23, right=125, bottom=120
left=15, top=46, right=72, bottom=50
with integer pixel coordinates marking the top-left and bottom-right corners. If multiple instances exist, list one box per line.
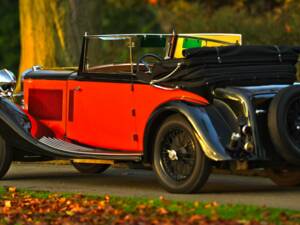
left=71, top=162, right=110, bottom=174
left=0, top=135, right=12, bottom=179
left=268, top=168, right=300, bottom=186
left=153, top=114, right=211, bottom=193
left=268, top=86, right=300, bottom=164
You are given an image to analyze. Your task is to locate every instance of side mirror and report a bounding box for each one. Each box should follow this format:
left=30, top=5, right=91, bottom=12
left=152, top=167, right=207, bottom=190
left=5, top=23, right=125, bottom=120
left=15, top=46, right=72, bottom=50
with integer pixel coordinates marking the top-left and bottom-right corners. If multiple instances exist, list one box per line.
left=0, top=69, right=16, bottom=86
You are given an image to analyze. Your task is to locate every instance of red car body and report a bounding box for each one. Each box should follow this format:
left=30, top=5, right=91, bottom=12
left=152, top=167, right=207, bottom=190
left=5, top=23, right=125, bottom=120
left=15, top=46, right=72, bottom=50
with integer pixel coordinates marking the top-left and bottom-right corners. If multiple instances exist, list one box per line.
left=23, top=79, right=208, bottom=151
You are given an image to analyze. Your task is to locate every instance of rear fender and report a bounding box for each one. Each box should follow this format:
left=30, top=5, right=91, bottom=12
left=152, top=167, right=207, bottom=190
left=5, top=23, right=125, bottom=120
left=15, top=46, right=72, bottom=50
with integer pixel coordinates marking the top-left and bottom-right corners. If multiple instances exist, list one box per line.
left=143, top=101, right=232, bottom=162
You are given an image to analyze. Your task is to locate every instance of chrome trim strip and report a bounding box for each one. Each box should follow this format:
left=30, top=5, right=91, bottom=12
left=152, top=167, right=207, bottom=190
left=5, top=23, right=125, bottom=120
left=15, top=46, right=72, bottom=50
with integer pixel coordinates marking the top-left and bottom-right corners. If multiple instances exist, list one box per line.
left=150, top=62, right=182, bottom=85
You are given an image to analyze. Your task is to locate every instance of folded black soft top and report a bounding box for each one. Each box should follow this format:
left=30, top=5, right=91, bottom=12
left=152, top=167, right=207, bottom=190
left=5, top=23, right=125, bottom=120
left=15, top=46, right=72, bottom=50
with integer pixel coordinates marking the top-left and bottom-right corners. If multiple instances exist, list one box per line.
left=138, top=45, right=300, bottom=88
left=182, top=45, right=300, bottom=65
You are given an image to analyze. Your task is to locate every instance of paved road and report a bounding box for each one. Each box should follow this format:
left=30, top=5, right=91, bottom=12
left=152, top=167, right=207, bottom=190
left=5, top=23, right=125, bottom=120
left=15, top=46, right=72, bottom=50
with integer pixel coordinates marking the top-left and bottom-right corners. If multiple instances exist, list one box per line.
left=2, top=163, right=300, bottom=210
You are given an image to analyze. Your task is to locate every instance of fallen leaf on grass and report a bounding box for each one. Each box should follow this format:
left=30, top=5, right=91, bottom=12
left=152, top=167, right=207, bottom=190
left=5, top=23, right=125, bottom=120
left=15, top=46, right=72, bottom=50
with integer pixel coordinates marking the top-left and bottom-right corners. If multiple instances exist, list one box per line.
left=8, top=187, right=16, bottom=193
left=188, top=214, right=206, bottom=223
left=194, top=201, right=200, bottom=207
left=157, top=207, right=168, bottom=215
left=104, top=194, right=110, bottom=203
left=66, top=210, right=74, bottom=216
left=204, top=201, right=219, bottom=209
left=4, top=200, right=11, bottom=208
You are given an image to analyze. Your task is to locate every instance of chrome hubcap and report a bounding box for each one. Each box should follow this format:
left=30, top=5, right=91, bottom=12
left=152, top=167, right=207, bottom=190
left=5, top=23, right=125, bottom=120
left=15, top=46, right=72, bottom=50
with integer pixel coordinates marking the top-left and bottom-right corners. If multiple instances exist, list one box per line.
left=167, top=149, right=178, bottom=161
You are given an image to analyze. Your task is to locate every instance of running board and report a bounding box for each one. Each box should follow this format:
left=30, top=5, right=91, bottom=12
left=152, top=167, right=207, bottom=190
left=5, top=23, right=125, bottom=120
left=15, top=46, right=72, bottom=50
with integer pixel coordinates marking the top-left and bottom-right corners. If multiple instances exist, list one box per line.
left=39, top=137, right=142, bottom=161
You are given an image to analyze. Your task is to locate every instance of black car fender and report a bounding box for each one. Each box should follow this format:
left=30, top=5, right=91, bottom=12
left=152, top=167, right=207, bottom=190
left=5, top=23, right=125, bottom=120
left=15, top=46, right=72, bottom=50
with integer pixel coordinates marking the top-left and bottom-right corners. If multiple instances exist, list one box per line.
left=0, top=97, right=31, bottom=140
left=0, top=97, right=49, bottom=155
left=143, top=100, right=232, bottom=163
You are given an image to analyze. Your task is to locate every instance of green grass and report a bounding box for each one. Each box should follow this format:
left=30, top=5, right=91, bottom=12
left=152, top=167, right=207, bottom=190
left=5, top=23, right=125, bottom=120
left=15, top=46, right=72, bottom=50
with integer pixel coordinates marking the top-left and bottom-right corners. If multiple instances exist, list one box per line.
left=1, top=186, right=299, bottom=224
left=106, top=196, right=298, bottom=223
left=0, top=186, right=6, bottom=195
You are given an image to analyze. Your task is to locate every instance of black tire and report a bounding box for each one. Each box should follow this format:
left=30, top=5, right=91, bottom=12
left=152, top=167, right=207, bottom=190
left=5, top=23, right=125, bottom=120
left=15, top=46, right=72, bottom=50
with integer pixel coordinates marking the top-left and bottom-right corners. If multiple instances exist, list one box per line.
left=0, top=135, right=12, bottom=179
left=268, top=169, right=300, bottom=186
left=268, top=86, right=300, bottom=164
left=71, top=162, right=110, bottom=174
left=153, top=114, right=211, bottom=193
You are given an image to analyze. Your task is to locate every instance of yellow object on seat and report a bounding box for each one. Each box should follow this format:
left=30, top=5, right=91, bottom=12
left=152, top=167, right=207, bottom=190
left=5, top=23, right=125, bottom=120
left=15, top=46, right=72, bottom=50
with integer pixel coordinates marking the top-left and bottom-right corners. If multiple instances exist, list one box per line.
left=174, top=33, right=242, bottom=58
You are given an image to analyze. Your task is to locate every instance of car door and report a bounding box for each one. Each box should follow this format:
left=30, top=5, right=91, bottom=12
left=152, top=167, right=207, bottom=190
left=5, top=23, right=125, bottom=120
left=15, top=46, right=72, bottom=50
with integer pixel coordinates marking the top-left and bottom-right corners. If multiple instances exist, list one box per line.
left=65, top=37, right=138, bottom=151
left=66, top=75, right=137, bottom=151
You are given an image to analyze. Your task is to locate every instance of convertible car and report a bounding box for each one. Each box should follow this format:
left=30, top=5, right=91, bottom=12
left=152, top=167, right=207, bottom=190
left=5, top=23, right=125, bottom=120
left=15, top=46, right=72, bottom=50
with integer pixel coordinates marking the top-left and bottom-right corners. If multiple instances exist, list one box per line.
left=0, top=32, right=300, bottom=193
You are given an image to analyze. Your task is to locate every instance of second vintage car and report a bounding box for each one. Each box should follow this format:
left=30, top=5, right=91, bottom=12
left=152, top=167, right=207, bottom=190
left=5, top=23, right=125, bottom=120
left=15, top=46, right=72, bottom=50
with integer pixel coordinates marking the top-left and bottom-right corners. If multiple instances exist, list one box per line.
left=0, top=32, right=300, bottom=193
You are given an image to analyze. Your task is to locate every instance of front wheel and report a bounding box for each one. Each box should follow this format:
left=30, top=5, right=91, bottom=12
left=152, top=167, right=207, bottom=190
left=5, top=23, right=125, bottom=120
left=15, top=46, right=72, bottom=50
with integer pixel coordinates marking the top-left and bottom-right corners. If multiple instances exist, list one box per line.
left=153, top=114, right=211, bottom=193
left=0, top=135, right=12, bottom=179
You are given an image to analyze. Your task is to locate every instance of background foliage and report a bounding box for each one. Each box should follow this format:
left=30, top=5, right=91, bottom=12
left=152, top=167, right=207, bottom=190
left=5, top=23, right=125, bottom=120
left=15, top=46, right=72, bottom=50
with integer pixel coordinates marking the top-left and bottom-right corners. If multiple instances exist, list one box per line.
left=0, top=0, right=19, bottom=74
left=0, top=0, right=299, bottom=75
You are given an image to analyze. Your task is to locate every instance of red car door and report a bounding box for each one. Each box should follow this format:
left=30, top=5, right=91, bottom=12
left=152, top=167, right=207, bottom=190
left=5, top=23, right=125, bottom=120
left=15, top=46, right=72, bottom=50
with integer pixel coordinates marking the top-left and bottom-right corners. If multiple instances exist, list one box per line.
left=66, top=75, right=138, bottom=151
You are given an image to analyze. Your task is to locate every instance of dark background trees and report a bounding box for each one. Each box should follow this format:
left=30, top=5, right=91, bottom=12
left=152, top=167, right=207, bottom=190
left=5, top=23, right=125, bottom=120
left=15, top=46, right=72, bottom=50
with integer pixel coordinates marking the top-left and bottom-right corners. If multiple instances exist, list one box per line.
left=0, top=0, right=19, bottom=74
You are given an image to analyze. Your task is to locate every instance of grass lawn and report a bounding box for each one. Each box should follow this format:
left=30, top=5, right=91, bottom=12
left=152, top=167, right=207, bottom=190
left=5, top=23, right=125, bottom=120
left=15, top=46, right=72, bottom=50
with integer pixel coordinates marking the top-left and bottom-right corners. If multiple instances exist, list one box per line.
left=0, top=186, right=299, bottom=224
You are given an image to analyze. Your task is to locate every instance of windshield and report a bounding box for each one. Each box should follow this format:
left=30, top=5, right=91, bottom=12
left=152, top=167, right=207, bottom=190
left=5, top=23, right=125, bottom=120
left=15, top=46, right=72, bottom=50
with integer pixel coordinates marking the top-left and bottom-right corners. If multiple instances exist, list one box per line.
left=81, top=34, right=241, bottom=73
left=83, top=35, right=170, bottom=73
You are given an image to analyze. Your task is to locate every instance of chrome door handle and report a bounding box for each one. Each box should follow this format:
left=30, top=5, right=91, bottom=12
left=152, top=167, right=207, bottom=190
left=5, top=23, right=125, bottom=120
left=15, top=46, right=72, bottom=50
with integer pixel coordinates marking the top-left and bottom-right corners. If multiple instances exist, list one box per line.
left=74, top=86, right=81, bottom=91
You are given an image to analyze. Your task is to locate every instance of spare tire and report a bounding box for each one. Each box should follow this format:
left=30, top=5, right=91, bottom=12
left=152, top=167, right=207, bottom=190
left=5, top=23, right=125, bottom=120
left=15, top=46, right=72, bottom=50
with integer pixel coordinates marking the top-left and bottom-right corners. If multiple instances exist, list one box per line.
left=268, top=85, right=300, bottom=164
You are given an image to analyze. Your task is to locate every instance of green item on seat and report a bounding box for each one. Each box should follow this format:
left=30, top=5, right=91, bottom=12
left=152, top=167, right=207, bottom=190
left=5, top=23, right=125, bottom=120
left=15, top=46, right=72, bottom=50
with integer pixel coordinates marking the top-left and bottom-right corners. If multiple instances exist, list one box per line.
left=183, top=38, right=202, bottom=48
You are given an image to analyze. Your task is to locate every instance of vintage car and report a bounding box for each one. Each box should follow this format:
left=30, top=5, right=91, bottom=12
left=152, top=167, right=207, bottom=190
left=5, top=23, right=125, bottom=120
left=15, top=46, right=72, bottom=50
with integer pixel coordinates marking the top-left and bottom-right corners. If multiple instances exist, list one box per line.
left=0, top=32, right=300, bottom=193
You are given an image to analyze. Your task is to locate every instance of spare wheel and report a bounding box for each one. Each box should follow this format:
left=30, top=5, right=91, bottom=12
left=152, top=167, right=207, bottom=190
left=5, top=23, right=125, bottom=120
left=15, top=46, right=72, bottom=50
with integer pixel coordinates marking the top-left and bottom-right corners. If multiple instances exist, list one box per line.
left=268, top=85, right=300, bottom=165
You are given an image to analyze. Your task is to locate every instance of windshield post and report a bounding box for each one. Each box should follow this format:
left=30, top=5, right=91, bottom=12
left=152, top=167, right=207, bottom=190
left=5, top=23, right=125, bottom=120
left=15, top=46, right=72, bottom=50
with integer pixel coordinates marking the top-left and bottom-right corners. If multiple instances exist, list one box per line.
left=79, top=32, right=88, bottom=73
left=128, top=37, right=134, bottom=74
left=167, top=31, right=178, bottom=59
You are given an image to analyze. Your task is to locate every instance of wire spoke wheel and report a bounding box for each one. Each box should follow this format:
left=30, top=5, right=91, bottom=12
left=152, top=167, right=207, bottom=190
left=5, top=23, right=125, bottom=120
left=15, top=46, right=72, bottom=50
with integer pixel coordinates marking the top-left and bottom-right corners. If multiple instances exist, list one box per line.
left=160, top=127, right=196, bottom=182
left=153, top=114, right=211, bottom=193
left=268, top=86, right=300, bottom=164
left=286, top=97, right=300, bottom=147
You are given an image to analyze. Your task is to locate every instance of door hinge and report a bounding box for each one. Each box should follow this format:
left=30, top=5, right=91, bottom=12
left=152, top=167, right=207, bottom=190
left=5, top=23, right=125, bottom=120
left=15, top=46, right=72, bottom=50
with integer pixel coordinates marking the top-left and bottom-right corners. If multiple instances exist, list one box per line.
left=133, top=134, right=139, bottom=142
left=131, top=109, right=136, bottom=117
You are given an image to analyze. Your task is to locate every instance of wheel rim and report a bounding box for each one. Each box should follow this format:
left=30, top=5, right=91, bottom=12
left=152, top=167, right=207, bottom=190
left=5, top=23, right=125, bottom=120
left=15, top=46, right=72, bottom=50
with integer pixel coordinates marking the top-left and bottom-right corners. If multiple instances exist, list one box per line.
left=160, top=126, right=196, bottom=182
left=286, top=96, right=300, bottom=148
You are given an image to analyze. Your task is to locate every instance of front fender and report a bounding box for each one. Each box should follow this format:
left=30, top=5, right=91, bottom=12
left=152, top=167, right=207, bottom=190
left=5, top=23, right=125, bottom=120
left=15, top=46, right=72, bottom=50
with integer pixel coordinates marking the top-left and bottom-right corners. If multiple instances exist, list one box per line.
left=0, top=97, right=31, bottom=138
left=145, top=101, right=231, bottom=161
left=0, top=97, right=45, bottom=154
